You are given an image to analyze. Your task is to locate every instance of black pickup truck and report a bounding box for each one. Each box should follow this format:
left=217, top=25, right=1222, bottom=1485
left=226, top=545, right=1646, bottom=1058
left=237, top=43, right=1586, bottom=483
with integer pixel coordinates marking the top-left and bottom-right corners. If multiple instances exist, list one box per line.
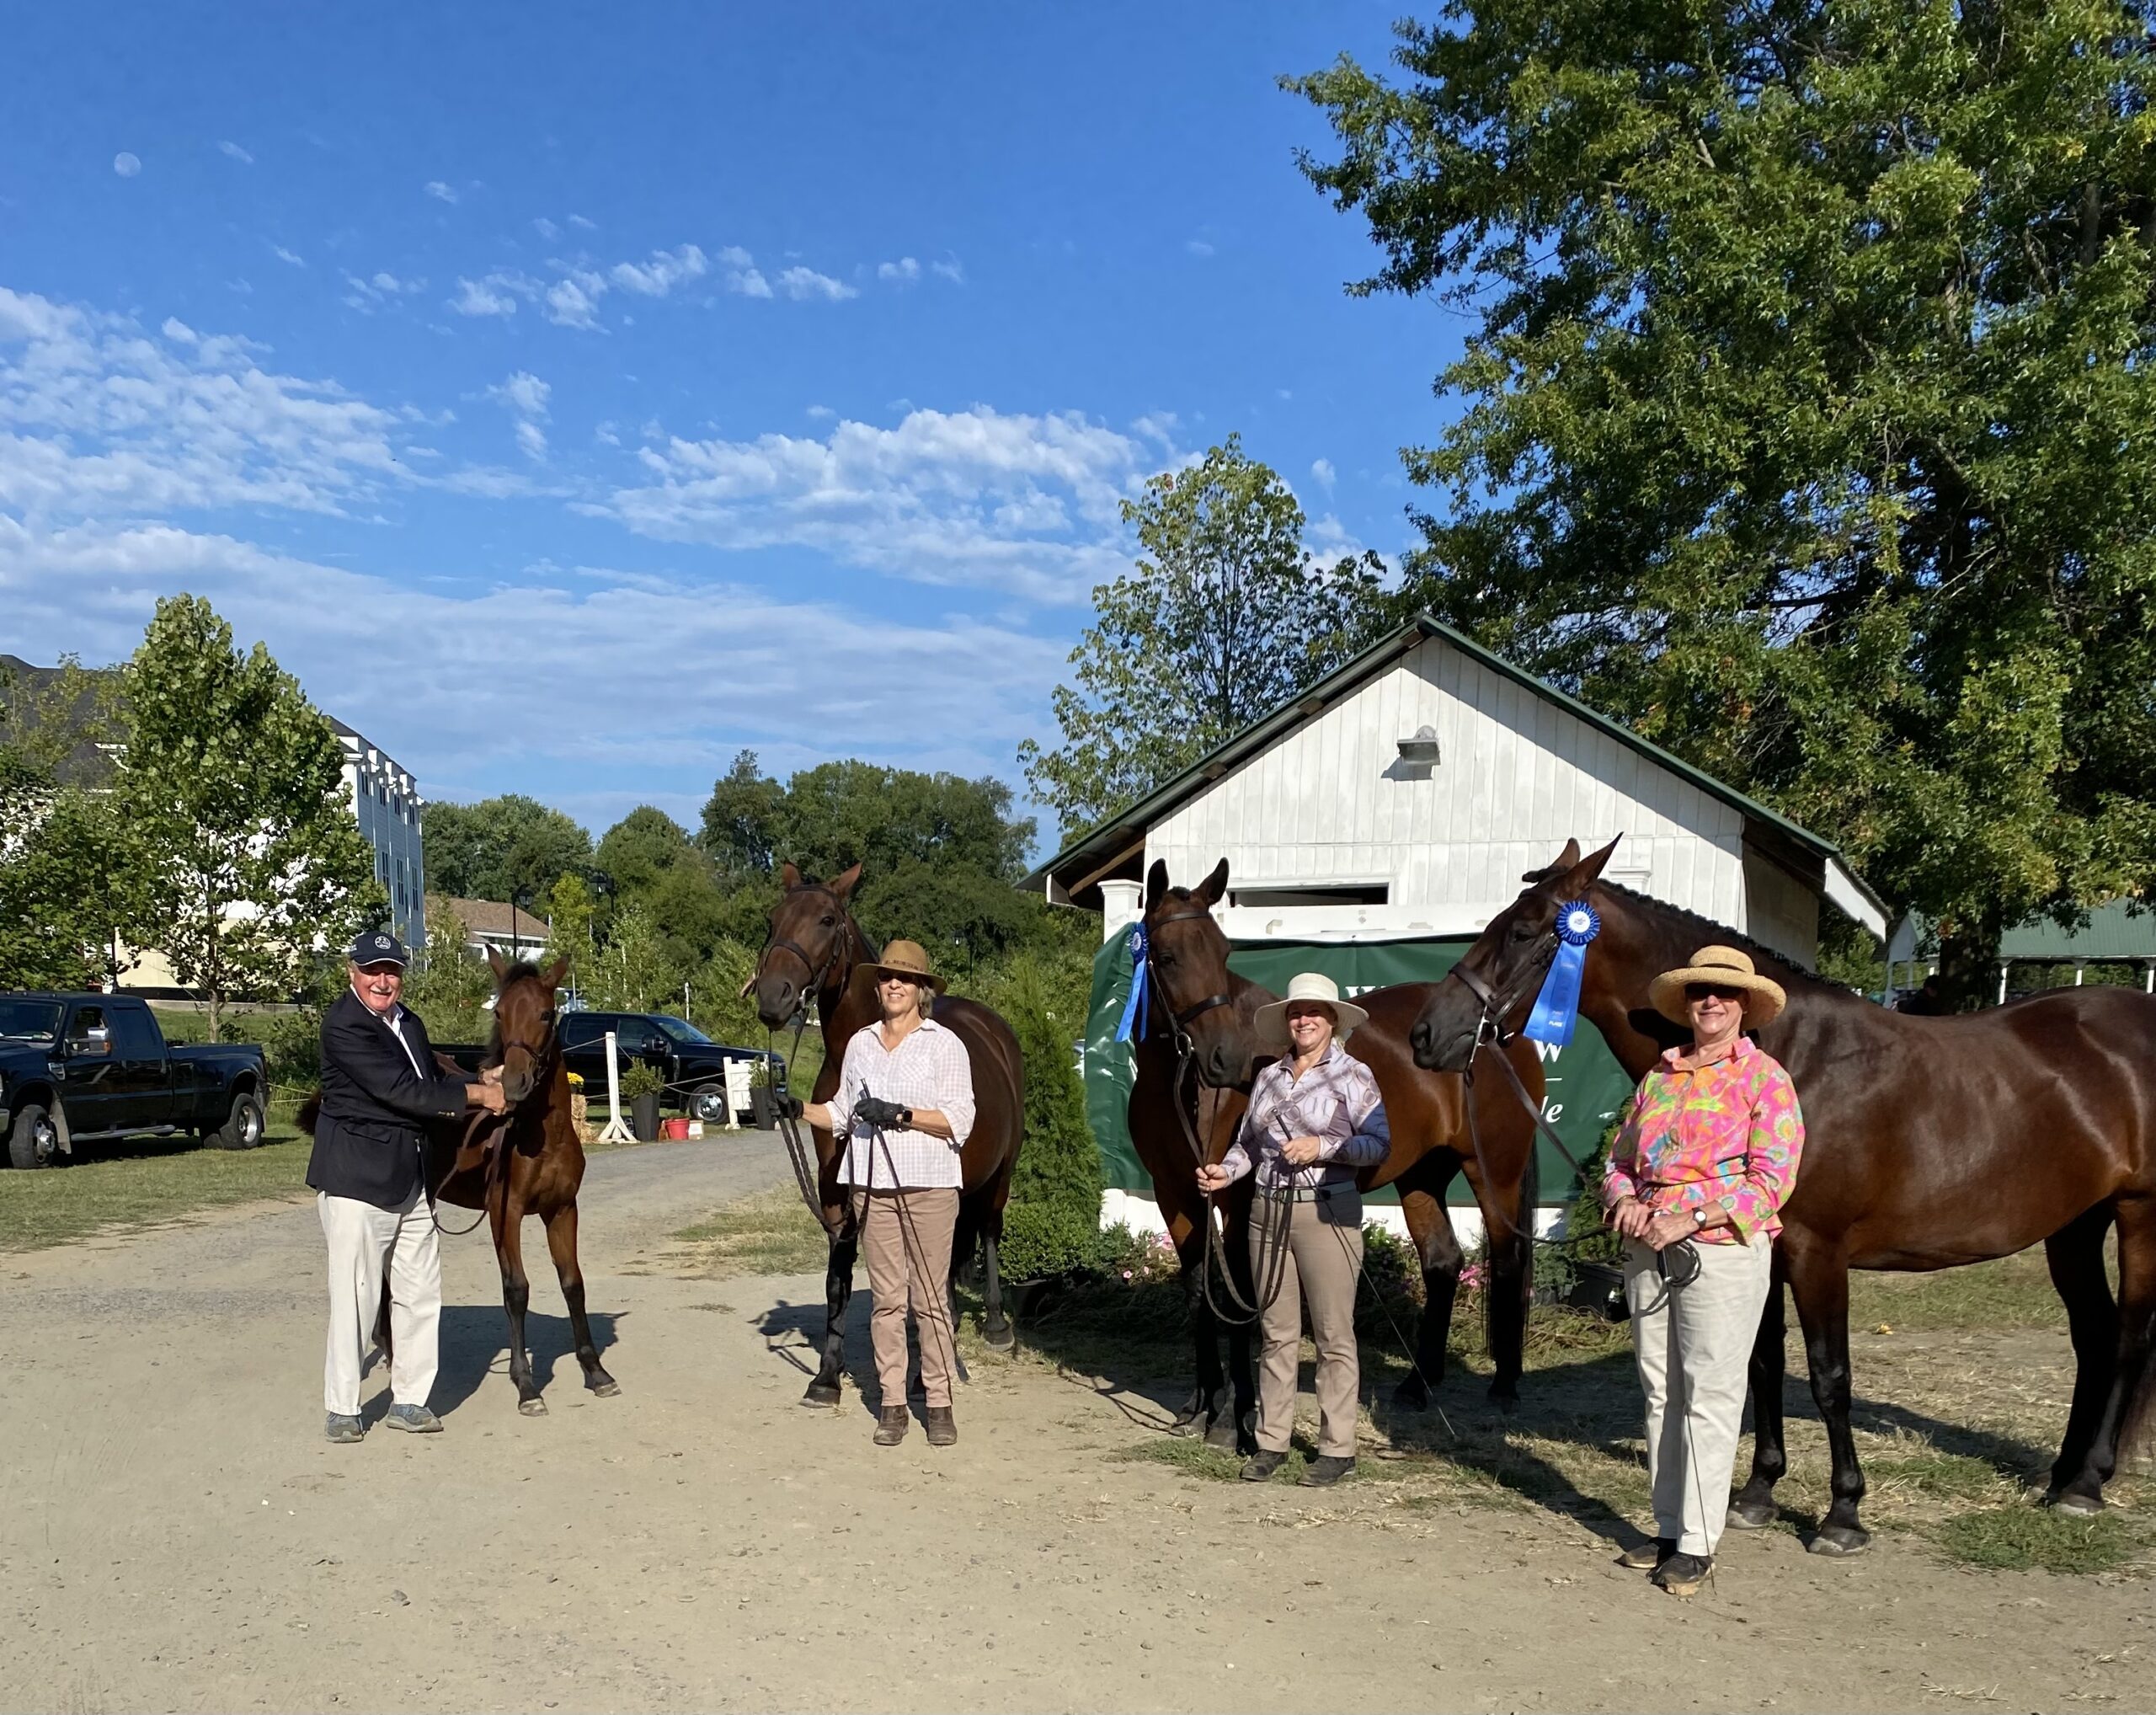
left=559, top=1011, right=782, bottom=1126
left=0, top=993, right=269, bottom=1168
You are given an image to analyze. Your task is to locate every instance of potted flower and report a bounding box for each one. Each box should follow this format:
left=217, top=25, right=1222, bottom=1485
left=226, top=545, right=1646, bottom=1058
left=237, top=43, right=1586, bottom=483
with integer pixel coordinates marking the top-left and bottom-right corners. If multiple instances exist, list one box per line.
left=620, top=1061, right=665, bottom=1142
left=566, top=1070, right=588, bottom=1133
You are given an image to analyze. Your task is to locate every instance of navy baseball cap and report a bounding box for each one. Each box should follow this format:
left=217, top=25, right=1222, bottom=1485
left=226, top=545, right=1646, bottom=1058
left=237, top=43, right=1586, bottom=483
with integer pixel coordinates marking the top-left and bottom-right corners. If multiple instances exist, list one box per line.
left=347, top=930, right=409, bottom=968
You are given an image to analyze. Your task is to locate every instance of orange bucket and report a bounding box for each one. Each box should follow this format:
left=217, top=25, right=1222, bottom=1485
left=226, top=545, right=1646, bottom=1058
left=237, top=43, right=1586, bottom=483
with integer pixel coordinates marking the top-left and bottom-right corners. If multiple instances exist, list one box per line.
left=660, top=1116, right=691, bottom=1141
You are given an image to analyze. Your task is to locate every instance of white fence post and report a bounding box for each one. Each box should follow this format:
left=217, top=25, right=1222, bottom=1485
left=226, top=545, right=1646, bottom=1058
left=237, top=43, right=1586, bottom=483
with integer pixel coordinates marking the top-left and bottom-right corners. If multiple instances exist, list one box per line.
left=596, top=1028, right=635, bottom=1145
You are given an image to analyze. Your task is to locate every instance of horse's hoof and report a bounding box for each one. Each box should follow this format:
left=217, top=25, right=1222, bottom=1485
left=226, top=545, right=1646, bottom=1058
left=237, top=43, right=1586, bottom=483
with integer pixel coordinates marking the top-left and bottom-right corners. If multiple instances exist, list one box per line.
left=802, top=1381, right=841, bottom=1408
left=981, top=1323, right=1016, bottom=1353
left=1391, top=1377, right=1431, bottom=1412
left=2047, top=1488, right=2105, bottom=1517
left=1167, top=1412, right=1205, bottom=1439
left=1486, top=1384, right=1518, bottom=1415
left=1202, top=1413, right=1240, bottom=1452
left=517, top=1396, right=548, bottom=1418
left=1725, top=1498, right=1777, bottom=1531
left=589, top=1378, right=622, bottom=1398
left=1806, top=1524, right=1870, bottom=1557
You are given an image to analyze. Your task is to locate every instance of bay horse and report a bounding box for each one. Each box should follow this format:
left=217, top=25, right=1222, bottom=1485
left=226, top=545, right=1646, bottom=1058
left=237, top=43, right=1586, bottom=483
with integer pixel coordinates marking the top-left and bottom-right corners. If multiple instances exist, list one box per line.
left=1137, top=858, right=1548, bottom=1410
left=1410, top=836, right=2156, bottom=1553
left=300, top=949, right=619, bottom=1416
left=749, top=862, right=1026, bottom=1406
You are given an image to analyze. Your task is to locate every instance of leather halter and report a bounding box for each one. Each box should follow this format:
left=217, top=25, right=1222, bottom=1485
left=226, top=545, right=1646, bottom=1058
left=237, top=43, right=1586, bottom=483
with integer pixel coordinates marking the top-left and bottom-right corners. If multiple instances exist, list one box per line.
left=759, top=885, right=856, bottom=1013
left=1145, top=906, right=1236, bottom=1038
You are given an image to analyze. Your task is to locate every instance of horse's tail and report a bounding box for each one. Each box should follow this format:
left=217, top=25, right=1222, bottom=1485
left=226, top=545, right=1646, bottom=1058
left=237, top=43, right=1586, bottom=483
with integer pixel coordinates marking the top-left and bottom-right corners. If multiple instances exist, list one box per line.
left=296, top=1090, right=322, bottom=1135
left=1486, top=1134, right=1540, bottom=1356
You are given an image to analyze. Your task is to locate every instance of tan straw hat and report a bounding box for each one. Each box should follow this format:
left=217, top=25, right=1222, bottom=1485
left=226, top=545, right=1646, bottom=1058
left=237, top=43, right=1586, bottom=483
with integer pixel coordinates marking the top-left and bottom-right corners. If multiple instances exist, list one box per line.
left=857, top=938, right=945, bottom=994
left=1253, top=972, right=1369, bottom=1051
left=1648, top=944, right=1786, bottom=1028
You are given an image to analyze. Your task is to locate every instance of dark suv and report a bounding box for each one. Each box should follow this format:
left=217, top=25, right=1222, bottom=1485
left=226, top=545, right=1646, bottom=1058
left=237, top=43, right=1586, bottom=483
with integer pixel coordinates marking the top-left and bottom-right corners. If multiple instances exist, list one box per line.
left=557, top=1011, right=782, bottom=1127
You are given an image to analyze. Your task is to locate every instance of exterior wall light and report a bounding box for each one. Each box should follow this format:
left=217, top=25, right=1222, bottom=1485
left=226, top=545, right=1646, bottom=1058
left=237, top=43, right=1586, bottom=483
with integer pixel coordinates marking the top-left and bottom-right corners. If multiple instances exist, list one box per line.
left=1396, top=724, right=1442, bottom=766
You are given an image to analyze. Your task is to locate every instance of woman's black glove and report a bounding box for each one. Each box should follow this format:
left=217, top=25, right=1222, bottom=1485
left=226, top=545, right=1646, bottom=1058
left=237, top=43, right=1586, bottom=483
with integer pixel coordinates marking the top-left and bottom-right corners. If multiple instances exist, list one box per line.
left=852, top=1095, right=911, bottom=1131
left=771, top=1089, right=804, bottom=1121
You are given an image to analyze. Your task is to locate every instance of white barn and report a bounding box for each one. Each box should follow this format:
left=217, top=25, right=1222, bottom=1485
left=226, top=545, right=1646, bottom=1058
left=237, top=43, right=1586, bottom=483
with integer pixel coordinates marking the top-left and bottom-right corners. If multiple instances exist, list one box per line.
left=1029, top=614, right=1884, bottom=954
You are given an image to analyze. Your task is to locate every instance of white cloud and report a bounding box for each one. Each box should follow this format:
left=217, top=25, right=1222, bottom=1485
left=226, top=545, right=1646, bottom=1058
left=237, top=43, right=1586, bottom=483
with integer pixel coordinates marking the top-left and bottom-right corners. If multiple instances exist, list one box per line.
left=271, top=244, right=305, bottom=267
left=568, top=213, right=596, bottom=231
left=931, top=259, right=965, bottom=285
left=0, top=516, right=1065, bottom=810
left=218, top=141, right=254, bottom=165
left=488, top=370, right=551, bottom=461
left=599, top=404, right=1161, bottom=602
left=0, top=286, right=408, bottom=521
left=718, top=247, right=772, bottom=299
left=543, top=270, right=606, bottom=329
left=775, top=265, right=857, bottom=302
left=450, top=275, right=520, bottom=317
left=342, top=270, right=425, bottom=313
left=113, top=152, right=142, bottom=179
left=1311, top=457, right=1336, bottom=492
left=609, top=243, right=708, bottom=297
left=424, top=180, right=458, bottom=204
left=533, top=217, right=560, bottom=241
left=878, top=257, right=921, bottom=284
left=1185, top=238, right=1215, bottom=259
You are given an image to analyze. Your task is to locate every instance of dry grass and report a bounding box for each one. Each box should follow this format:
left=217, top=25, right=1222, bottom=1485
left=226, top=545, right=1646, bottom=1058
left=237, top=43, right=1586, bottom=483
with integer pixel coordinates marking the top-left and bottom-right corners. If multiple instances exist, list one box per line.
left=664, top=1185, right=830, bottom=1280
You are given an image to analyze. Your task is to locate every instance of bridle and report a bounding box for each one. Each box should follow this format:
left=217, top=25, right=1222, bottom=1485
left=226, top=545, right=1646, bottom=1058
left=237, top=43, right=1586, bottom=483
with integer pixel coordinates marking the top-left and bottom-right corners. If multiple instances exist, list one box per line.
left=432, top=983, right=558, bottom=1238
left=1146, top=906, right=1238, bottom=1050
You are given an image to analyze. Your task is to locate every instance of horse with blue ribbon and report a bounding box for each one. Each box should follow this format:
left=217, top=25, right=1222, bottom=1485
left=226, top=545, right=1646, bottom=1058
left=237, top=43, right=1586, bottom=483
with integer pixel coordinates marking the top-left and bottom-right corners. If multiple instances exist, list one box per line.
left=1126, top=859, right=1551, bottom=1414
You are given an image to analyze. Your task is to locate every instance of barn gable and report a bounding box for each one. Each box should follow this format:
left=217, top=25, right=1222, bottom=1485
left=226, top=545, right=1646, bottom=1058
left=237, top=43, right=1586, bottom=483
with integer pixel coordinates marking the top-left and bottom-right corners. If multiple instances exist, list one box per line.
left=1027, top=614, right=1883, bottom=961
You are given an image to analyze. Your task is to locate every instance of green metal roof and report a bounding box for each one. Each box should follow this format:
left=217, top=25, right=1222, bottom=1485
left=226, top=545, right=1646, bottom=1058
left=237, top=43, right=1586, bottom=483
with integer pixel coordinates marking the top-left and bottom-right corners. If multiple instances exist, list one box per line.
left=1999, top=898, right=2156, bottom=962
left=1025, top=612, right=1887, bottom=925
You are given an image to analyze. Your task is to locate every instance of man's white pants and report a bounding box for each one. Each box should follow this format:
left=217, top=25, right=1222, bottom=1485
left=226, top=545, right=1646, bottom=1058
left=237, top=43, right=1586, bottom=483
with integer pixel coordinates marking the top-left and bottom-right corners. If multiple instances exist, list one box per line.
left=318, top=1188, right=440, bottom=1415
left=1625, top=1236, right=1774, bottom=1557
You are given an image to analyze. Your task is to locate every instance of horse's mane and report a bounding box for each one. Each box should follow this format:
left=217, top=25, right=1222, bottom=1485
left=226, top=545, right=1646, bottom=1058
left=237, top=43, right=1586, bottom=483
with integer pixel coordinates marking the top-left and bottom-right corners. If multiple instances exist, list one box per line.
left=1593, top=878, right=1837, bottom=992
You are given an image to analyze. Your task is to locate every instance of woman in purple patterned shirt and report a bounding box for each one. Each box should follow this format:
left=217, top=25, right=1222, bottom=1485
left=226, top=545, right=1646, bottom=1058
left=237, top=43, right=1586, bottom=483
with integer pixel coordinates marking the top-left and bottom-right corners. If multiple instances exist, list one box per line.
left=1198, top=973, right=1390, bottom=1488
left=1604, top=944, right=1806, bottom=1596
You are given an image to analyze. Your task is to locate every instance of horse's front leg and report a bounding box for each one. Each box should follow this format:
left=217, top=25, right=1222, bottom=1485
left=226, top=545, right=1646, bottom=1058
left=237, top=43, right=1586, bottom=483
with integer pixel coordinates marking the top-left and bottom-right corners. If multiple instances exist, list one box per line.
left=804, top=1202, right=857, bottom=1407
left=1396, top=1173, right=1463, bottom=1410
left=1787, top=1238, right=1867, bottom=1555
left=544, top=1199, right=619, bottom=1397
left=979, top=1199, right=1013, bottom=1351
left=1171, top=1226, right=1221, bottom=1437
left=493, top=1192, right=544, bottom=1416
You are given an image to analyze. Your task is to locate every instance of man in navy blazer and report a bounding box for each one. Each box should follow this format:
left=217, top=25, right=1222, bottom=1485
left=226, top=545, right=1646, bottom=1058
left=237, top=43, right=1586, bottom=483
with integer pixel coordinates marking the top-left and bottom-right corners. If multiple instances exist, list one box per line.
left=309, top=929, right=504, bottom=1443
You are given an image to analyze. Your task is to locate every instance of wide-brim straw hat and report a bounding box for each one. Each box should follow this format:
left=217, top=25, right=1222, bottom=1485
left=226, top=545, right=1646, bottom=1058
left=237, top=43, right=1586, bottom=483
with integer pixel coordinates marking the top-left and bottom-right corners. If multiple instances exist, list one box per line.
left=856, top=938, right=946, bottom=994
left=1648, top=944, right=1786, bottom=1028
left=1253, top=972, right=1369, bottom=1051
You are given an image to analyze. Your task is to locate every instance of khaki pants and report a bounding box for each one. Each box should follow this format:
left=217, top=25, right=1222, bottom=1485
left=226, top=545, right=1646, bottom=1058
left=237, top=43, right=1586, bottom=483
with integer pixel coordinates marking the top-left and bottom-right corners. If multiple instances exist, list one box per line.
left=851, top=1188, right=960, bottom=1410
left=1253, top=1189, right=1364, bottom=1458
left=318, top=1187, right=440, bottom=1416
left=1625, top=1237, right=1774, bottom=1556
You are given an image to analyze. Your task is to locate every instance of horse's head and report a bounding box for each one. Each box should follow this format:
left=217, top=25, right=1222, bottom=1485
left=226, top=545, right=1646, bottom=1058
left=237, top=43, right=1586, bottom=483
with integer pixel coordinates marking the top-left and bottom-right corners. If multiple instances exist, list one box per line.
left=1410, top=836, right=1620, bottom=1071
left=488, top=947, right=570, bottom=1105
left=1143, top=857, right=1259, bottom=1088
left=751, top=860, right=863, bottom=1029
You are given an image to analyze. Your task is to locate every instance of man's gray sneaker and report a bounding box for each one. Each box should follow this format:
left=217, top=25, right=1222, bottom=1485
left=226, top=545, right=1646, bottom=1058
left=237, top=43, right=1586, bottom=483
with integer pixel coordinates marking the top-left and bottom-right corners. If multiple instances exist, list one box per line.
left=384, top=1403, right=442, bottom=1434
left=324, top=1413, right=365, bottom=1444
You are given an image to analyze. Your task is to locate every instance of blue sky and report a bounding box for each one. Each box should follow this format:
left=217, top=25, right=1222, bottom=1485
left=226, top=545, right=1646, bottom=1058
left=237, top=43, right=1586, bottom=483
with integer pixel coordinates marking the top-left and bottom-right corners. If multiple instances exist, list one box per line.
left=1, top=4, right=1459, bottom=846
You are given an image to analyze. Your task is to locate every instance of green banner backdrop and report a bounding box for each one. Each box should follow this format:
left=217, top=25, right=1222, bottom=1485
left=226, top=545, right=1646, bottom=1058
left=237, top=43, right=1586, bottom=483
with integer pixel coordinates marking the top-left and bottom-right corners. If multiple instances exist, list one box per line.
left=1083, top=930, right=1633, bottom=1206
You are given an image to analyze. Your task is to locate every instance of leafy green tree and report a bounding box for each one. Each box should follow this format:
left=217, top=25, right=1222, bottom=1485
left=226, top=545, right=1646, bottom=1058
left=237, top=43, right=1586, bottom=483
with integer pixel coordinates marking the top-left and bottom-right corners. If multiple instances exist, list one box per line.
left=400, top=895, right=496, bottom=1044
left=1020, top=435, right=1396, bottom=835
left=687, top=938, right=765, bottom=1048
left=595, top=804, right=744, bottom=966
left=542, top=871, right=597, bottom=985
left=424, top=794, right=593, bottom=905
left=0, top=789, right=145, bottom=991
left=778, top=760, right=1034, bottom=884
left=1290, top=0, right=2156, bottom=989
left=699, top=749, right=787, bottom=879
left=584, top=900, right=680, bottom=1014
left=118, top=597, right=382, bottom=1039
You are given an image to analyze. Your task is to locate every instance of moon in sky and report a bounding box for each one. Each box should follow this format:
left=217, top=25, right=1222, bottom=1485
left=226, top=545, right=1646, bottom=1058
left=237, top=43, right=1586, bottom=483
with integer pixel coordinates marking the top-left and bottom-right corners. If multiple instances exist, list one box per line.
left=113, top=152, right=142, bottom=178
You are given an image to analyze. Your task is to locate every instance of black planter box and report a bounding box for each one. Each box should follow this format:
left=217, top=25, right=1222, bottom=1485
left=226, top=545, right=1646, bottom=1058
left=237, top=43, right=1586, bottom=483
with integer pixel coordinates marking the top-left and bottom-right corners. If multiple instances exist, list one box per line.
left=749, top=1086, right=774, bottom=1130
left=631, top=1092, right=662, bottom=1141
left=1564, top=1259, right=1630, bottom=1322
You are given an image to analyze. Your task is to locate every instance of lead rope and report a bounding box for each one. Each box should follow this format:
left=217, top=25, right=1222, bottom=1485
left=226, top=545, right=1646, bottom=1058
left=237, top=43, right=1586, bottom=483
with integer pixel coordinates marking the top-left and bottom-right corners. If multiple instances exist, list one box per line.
left=1168, top=1035, right=1276, bottom=1327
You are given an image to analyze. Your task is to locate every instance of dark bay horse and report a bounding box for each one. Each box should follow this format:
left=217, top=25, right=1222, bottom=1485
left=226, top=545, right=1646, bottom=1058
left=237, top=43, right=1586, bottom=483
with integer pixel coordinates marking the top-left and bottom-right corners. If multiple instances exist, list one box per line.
left=750, top=862, right=1026, bottom=1406
left=301, top=950, right=619, bottom=1416
left=1410, top=836, right=2156, bottom=1552
left=1137, top=859, right=1548, bottom=1410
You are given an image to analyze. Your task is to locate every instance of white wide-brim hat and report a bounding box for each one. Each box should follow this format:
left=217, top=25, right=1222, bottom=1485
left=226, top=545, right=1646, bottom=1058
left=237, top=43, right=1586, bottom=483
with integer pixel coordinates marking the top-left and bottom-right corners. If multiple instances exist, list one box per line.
left=1253, top=972, right=1369, bottom=1051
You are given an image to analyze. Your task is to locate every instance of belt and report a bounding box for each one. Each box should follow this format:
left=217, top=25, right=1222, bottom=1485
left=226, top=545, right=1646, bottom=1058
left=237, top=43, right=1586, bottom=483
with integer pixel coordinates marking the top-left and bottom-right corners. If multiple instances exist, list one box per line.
left=1254, top=1180, right=1358, bottom=1204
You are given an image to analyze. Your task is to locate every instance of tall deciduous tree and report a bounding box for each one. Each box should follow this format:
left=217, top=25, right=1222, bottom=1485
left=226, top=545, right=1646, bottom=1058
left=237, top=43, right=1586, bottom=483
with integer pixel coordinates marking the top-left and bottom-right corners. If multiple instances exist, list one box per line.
left=423, top=794, right=592, bottom=905
left=1290, top=0, right=2156, bottom=986
left=700, top=749, right=786, bottom=879
left=120, top=596, right=381, bottom=1039
left=1019, top=435, right=1394, bottom=835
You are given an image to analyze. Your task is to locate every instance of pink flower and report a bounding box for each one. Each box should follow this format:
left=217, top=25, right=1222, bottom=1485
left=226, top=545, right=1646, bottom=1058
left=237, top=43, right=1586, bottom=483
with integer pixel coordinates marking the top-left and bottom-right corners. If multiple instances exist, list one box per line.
left=1460, top=1263, right=1488, bottom=1290
left=1122, top=1269, right=1134, bottom=1280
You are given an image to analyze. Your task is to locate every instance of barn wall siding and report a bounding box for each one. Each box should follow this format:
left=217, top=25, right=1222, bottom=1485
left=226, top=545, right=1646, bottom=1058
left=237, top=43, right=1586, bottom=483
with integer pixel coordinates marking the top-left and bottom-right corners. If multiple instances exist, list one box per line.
left=1148, top=636, right=1815, bottom=958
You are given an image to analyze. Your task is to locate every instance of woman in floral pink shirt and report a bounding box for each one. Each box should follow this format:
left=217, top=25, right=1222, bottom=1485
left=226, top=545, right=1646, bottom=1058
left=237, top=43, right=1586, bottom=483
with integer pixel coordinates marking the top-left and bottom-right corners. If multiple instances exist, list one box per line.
left=1603, top=945, right=1805, bottom=1596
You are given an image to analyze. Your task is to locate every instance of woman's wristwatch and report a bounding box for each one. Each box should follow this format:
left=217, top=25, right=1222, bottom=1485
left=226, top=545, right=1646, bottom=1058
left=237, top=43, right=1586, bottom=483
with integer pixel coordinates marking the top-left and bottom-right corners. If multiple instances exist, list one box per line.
left=1689, top=1205, right=1710, bottom=1230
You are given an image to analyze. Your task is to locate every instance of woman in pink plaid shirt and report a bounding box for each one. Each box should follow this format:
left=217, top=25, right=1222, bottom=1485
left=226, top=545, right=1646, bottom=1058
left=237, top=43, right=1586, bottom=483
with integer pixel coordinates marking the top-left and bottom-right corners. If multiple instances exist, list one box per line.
left=1604, top=944, right=1805, bottom=1596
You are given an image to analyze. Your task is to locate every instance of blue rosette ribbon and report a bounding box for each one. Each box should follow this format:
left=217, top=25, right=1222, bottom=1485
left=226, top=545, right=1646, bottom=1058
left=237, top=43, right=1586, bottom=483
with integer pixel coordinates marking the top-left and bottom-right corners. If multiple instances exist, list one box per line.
left=1114, top=922, right=1150, bottom=1044
left=1523, top=900, right=1601, bottom=1047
